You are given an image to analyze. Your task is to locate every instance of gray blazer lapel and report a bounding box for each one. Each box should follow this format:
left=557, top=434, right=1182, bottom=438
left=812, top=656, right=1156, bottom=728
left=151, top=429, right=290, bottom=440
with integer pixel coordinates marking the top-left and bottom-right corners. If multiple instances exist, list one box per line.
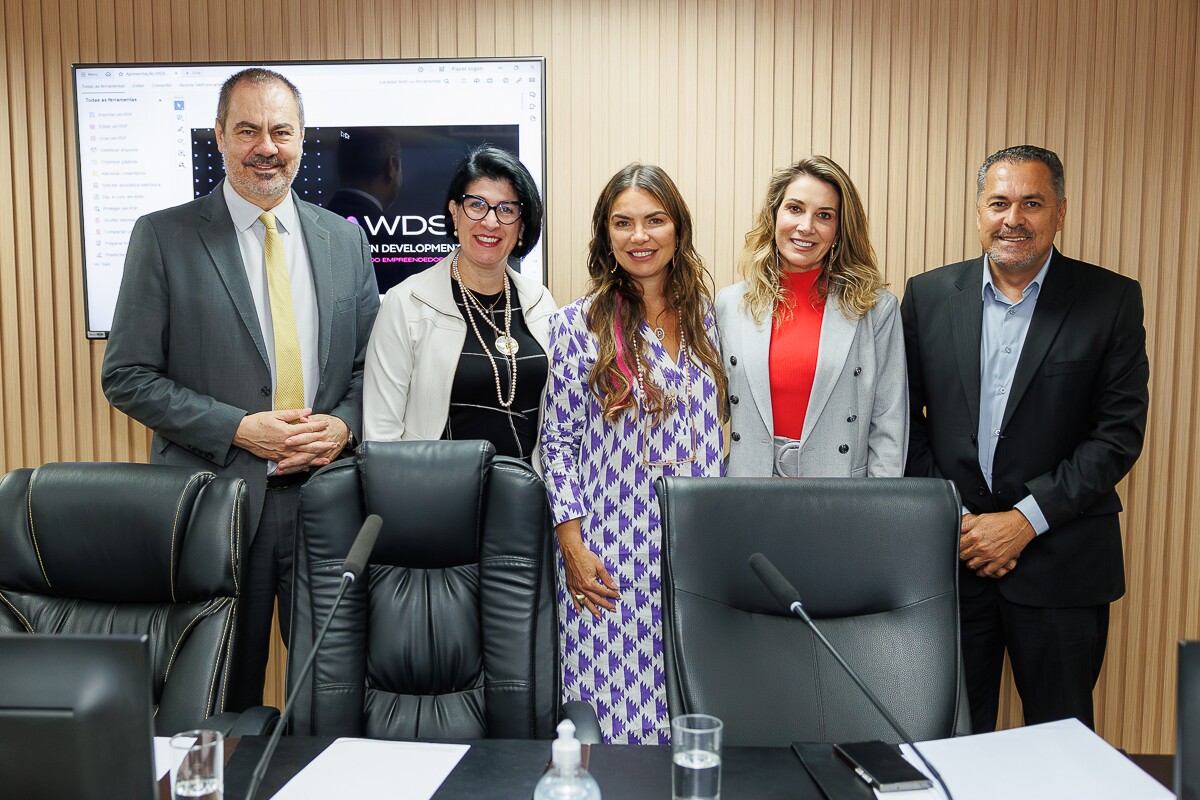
left=197, top=190, right=270, bottom=370
left=950, top=259, right=985, bottom=430
left=1003, top=252, right=1073, bottom=430
left=298, top=199, right=334, bottom=384
left=741, top=307, right=774, bottom=434
left=800, top=294, right=856, bottom=445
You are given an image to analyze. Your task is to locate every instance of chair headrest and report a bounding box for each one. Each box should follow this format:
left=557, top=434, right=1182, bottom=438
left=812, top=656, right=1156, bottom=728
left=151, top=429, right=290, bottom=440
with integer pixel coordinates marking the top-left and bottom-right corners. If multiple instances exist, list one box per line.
left=657, top=476, right=961, bottom=618
left=0, top=462, right=242, bottom=603
left=358, top=440, right=494, bottom=568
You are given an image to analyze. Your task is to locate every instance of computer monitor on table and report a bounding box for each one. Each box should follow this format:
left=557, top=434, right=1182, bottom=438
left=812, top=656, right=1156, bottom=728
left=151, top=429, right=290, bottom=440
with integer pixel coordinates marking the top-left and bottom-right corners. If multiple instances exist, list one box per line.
left=0, top=633, right=157, bottom=800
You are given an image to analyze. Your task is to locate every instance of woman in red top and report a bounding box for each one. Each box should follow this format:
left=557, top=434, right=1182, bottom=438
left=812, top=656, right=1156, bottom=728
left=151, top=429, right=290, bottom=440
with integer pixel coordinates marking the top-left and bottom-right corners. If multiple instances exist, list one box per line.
left=715, top=155, right=907, bottom=477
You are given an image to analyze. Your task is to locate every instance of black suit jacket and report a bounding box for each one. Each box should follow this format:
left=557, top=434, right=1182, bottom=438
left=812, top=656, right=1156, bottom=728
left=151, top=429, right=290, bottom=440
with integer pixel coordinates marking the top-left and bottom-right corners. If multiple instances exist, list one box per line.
left=901, top=250, right=1149, bottom=607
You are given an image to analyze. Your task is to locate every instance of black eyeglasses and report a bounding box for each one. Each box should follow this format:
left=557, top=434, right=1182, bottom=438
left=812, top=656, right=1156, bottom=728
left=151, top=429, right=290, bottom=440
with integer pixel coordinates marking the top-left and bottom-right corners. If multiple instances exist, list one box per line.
left=459, top=194, right=522, bottom=225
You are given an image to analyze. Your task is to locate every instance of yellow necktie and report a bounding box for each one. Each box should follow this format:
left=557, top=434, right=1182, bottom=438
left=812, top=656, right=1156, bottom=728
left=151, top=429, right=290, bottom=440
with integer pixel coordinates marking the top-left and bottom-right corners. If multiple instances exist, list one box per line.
left=260, top=211, right=305, bottom=411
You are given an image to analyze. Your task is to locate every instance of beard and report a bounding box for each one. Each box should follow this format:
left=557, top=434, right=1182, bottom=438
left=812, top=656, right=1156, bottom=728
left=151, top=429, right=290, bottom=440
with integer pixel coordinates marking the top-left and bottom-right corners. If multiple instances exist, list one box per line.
left=984, top=228, right=1043, bottom=273
left=223, top=152, right=299, bottom=204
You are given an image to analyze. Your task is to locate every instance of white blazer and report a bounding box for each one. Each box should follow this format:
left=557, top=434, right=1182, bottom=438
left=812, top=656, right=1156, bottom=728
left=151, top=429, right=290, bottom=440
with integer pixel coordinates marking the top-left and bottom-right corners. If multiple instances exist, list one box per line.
left=362, top=251, right=557, bottom=445
left=715, top=281, right=908, bottom=478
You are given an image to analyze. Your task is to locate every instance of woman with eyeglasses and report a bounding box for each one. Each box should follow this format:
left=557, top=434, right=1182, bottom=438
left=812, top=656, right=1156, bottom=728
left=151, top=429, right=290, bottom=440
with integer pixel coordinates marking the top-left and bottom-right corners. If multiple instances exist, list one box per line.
left=363, top=144, right=555, bottom=463
left=539, top=164, right=726, bottom=744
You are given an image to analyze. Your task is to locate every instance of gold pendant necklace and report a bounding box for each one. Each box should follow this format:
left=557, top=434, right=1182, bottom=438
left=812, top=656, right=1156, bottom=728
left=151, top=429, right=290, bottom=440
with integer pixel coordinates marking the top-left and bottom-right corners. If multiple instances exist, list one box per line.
left=452, top=253, right=518, bottom=407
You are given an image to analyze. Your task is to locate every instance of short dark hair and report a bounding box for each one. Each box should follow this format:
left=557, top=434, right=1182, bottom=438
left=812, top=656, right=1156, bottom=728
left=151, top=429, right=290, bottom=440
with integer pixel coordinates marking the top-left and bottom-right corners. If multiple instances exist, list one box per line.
left=337, top=127, right=403, bottom=183
left=216, top=68, right=305, bottom=129
left=444, top=144, right=543, bottom=259
left=977, top=145, right=1065, bottom=203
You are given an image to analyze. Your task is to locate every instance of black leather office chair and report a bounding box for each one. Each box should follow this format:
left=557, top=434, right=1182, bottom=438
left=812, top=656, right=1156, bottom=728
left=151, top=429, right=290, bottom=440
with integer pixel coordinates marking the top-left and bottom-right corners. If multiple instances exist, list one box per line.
left=0, top=462, right=255, bottom=735
left=655, top=476, right=971, bottom=747
left=288, top=440, right=593, bottom=740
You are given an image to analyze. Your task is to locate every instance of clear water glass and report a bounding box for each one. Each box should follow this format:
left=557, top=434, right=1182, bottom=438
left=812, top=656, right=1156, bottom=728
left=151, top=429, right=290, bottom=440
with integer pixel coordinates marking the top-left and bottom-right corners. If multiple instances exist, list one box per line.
left=672, top=713, right=722, bottom=800
left=169, top=729, right=223, bottom=800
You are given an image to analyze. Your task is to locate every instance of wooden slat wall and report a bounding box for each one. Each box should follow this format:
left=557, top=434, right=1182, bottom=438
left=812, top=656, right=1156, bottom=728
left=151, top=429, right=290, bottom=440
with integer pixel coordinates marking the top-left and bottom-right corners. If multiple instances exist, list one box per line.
left=1, top=0, right=1196, bottom=753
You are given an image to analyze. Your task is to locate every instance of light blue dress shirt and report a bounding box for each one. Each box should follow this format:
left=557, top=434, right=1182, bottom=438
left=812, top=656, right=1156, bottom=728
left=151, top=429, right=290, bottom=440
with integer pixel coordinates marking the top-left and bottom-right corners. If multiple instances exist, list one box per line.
left=977, top=254, right=1052, bottom=535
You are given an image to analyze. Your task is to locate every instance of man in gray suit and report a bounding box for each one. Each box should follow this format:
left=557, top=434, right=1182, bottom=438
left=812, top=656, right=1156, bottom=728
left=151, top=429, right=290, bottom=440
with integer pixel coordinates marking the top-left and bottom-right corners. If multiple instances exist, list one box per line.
left=102, top=68, right=380, bottom=710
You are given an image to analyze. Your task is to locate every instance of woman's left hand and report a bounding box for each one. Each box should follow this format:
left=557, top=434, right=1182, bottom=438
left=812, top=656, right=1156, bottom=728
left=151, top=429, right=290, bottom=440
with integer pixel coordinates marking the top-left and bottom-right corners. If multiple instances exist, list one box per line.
left=556, top=518, right=621, bottom=618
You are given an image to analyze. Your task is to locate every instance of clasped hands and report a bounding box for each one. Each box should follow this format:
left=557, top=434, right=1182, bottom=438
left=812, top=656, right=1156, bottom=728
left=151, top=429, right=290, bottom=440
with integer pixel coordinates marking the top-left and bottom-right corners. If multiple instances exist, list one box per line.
left=960, top=509, right=1036, bottom=579
left=234, top=408, right=351, bottom=475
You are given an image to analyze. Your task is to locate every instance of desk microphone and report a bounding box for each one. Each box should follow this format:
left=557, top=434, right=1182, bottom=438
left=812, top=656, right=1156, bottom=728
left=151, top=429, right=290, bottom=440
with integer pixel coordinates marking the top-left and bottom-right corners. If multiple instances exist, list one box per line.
left=244, top=515, right=383, bottom=800
left=748, top=553, right=955, bottom=800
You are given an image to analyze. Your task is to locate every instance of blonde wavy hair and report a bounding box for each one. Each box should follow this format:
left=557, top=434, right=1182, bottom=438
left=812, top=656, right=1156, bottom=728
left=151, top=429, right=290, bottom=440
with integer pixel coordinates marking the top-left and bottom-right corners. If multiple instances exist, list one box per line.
left=737, top=155, right=884, bottom=325
left=583, top=164, right=728, bottom=421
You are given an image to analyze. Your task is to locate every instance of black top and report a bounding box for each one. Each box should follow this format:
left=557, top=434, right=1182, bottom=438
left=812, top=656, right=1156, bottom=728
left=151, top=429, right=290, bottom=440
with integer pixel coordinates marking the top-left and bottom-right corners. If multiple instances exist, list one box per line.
left=443, top=281, right=548, bottom=463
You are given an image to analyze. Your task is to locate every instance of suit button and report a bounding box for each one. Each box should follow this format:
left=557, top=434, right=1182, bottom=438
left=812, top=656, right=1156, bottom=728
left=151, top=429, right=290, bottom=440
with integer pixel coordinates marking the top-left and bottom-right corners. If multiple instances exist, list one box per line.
left=847, top=414, right=857, bottom=422
left=730, top=395, right=739, bottom=405
left=853, top=367, right=862, bottom=376
left=838, top=444, right=849, bottom=454
left=978, top=487, right=987, bottom=496
left=732, top=432, right=741, bottom=442
left=729, top=355, right=738, bottom=366
left=261, top=386, right=271, bottom=397
left=970, top=433, right=977, bottom=444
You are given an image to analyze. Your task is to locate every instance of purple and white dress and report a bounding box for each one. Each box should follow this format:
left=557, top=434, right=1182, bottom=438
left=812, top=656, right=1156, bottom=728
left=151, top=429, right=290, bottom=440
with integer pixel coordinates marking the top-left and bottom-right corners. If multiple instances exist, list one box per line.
left=539, top=297, right=724, bottom=744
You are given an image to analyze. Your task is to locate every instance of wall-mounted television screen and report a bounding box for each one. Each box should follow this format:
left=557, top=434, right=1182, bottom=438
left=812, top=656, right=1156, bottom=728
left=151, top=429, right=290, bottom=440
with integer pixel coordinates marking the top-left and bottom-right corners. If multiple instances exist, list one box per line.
left=72, top=58, right=547, bottom=338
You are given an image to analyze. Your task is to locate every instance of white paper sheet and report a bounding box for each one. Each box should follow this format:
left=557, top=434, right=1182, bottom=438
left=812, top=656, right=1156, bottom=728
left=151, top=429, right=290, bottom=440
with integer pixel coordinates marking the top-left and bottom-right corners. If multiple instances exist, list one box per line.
left=268, top=738, right=470, bottom=800
left=879, top=718, right=1173, bottom=800
left=153, top=735, right=194, bottom=781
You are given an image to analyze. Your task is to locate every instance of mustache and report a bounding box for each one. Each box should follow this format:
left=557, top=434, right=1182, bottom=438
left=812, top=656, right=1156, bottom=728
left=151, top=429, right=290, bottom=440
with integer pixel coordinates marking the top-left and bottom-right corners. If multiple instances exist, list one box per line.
left=244, top=155, right=286, bottom=168
left=993, top=226, right=1033, bottom=239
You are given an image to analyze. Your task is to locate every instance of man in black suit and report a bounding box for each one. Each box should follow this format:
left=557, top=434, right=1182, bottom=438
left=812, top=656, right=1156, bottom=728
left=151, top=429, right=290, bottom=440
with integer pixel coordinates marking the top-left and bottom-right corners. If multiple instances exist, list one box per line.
left=901, top=145, right=1149, bottom=731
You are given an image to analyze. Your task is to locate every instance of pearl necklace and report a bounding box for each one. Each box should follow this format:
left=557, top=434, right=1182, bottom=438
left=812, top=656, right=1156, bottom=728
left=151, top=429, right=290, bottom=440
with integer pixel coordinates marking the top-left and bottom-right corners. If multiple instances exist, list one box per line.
left=452, top=252, right=517, bottom=408
left=453, top=256, right=520, bottom=356
left=635, top=327, right=691, bottom=417
left=635, top=327, right=698, bottom=466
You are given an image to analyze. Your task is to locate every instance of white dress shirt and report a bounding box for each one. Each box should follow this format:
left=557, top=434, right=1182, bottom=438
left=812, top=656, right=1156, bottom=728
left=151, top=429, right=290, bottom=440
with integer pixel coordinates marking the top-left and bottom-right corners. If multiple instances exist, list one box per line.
left=223, top=180, right=319, bottom=409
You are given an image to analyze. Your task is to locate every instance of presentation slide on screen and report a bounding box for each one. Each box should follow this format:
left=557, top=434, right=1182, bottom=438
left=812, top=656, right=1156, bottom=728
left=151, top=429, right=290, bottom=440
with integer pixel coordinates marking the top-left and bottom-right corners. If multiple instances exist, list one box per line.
left=74, top=59, right=546, bottom=337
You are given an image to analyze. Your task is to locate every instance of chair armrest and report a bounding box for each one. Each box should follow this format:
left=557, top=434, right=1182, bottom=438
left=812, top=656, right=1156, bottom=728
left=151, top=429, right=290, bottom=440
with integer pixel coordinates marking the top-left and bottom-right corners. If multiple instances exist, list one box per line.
left=561, top=701, right=602, bottom=744
left=952, top=680, right=972, bottom=736
left=205, top=706, right=281, bottom=737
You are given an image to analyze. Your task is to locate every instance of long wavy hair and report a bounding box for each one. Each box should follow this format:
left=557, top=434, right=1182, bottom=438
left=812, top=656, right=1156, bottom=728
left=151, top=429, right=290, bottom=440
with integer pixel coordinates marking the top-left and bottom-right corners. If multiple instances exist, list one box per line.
left=737, top=155, right=884, bottom=325
left=584, top=164, right=727, bottom=421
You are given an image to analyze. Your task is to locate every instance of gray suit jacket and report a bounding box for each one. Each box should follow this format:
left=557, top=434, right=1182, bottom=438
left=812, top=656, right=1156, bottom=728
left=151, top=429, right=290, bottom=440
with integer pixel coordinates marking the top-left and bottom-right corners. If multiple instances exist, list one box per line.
left=716, top=281, right=908, bottom=477
left=102, top=183, right=381, bottom=535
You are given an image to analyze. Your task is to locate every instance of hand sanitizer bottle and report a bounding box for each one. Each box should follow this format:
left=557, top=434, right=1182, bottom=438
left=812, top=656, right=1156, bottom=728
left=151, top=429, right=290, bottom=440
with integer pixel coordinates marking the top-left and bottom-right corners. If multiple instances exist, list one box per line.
left=532, top=719, right=602, bottom=799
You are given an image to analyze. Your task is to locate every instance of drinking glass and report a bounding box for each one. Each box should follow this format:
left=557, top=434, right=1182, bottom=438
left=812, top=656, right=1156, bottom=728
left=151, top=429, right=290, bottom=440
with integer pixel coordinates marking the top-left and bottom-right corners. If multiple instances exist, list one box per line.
left=169, top=729, right=223, bottom=800
left=671, top=713, right=722, bottom=800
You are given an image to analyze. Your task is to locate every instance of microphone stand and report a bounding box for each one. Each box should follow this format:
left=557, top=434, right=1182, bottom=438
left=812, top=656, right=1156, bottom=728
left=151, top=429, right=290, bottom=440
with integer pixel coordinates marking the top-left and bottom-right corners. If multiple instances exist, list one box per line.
left=749, top=553, right=955, bottom=800
left=244, top=515, right=381, bottom=800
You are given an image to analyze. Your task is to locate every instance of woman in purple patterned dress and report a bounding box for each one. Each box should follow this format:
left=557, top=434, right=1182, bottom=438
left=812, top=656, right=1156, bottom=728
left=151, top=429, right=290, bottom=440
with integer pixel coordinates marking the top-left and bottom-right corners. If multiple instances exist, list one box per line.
left=539, top=164, right=726, bottom=744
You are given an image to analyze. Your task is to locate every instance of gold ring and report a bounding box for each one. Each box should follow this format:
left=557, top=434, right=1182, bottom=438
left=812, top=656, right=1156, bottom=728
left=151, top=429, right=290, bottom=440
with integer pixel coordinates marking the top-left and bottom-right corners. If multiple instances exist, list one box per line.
left=573, top=593, right=586, bottom=602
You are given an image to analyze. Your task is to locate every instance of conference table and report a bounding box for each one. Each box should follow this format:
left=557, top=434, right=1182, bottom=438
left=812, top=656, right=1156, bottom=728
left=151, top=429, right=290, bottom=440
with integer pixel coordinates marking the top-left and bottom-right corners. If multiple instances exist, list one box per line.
left=159, top=736, right=1174, bottom=799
